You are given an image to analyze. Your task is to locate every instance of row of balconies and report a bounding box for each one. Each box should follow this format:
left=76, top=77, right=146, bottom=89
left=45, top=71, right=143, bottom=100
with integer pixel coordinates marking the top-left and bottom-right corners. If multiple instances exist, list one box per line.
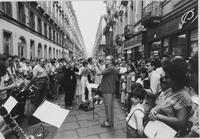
left=111, top=1, right=162, bottom=45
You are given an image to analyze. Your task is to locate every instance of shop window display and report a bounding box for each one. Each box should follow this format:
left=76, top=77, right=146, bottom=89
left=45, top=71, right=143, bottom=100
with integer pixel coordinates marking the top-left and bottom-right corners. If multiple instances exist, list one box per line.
left=171, top=34, right=186, bottom=57
left=190, top=29, right=198, bottom=57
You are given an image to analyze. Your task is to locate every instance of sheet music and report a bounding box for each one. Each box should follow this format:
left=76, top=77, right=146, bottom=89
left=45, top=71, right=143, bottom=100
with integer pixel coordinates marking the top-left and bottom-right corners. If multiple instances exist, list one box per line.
left=33, top=100, right=69, bottom=128
left=3, top=96, right=18, bottom=113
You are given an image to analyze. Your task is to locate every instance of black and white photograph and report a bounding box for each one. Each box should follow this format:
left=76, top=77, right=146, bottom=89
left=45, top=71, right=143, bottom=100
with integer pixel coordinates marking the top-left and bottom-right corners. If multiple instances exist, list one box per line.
left=0, top=0, right=198, bottom=138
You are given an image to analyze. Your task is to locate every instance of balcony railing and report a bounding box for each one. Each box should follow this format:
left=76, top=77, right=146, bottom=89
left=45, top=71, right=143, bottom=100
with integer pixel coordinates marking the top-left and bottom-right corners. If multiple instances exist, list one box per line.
left=124, top=24, right=134, bottom=40
left=141, top=1, right=162, bottom=28
left=115, top=34, right=123, bottom=46
left=142, top=1, right=162, bottom=18
left=121, top=1, right=128, bottom=7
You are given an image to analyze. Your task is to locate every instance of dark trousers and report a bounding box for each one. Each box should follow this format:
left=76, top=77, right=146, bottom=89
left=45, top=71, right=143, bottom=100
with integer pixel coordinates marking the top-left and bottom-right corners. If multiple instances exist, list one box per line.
left=64, top=85, right=76, bottom=107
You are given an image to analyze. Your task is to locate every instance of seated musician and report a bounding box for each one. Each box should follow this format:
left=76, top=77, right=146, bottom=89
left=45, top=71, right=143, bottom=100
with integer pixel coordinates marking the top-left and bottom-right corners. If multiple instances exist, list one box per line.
left=0, top=56, right=24, bottom=138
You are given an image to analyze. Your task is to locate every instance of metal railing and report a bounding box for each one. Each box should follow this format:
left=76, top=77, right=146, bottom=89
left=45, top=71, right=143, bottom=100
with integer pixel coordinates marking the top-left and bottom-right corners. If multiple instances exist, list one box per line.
left=142, top=1, right=162, bottom=18
left=124, top=24, right=134, bottom=37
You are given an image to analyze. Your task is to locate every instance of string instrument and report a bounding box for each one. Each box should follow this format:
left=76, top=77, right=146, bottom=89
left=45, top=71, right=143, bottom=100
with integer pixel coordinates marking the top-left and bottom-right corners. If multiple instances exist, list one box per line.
left=11, top=77, right=38, bottom=104
left=0, top=107, right=34, bottom=139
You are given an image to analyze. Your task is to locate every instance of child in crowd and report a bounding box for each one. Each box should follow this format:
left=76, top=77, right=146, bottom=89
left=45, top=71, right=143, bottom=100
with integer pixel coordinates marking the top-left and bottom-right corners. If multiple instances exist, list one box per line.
left=126, top=85, right=146, bottom=138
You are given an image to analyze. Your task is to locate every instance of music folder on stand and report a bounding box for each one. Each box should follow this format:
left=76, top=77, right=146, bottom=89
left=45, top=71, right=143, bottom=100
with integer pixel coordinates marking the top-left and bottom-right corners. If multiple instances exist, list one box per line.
left=87, top=84, right=99, bottom=122
left=32, top=99, right=69, bottom=138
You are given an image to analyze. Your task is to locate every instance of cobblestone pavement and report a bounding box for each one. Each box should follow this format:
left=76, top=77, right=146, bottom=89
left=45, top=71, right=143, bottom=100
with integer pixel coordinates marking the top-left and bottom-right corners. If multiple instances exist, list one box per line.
left=53, top=95, right=127, bottom=138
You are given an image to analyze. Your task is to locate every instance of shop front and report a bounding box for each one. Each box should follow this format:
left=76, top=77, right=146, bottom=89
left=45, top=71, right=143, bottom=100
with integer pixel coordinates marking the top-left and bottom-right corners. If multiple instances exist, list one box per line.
left=145, top=5, right=198, bottom=59
left=124, top=32, right=144, bottom=61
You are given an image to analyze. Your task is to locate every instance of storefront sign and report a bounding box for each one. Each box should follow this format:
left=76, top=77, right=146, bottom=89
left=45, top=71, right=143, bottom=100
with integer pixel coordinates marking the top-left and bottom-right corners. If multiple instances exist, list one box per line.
left=124, top=33, right=143, bottom=49
left=135, top=24, right=146, bottom=32
left=180, top=7, right=198, bottom=29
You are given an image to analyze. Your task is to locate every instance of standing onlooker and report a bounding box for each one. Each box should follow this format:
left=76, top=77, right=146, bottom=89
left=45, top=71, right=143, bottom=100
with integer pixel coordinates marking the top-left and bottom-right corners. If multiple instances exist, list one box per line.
left=143, top=59, right=161, bottom=120
left=125, top=65, right=136, bottom=112
left=98, top=55, right=119, bottom=128
left=119, top=60, right=127, bottom=108
left=78, top=60, right=90, bottom=103
left=75, top=61, right=82, bottom=103
left=87, top=57, right=95, bottom=83
left=135, top=68, right=149, bottom=87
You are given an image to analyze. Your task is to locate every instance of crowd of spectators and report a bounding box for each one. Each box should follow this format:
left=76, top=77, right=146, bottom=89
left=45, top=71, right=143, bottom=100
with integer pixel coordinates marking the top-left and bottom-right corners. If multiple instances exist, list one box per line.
left=0, top=52, right=198, bottom=138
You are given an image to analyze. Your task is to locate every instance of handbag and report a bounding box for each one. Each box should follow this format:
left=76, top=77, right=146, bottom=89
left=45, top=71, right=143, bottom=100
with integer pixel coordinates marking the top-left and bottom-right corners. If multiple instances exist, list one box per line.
left=126, top=109, right=144, bottom=138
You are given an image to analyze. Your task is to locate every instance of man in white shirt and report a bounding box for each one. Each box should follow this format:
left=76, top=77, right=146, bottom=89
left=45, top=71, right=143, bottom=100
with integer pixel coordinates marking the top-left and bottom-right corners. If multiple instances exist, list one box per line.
left=32, top=58, right=48, bottom=78
left=143, top=59, right=161, bottom=124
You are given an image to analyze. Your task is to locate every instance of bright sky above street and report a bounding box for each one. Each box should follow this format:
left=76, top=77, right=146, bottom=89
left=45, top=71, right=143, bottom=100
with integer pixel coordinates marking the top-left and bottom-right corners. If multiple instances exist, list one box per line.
left=72, top=1, right=106, bottom=57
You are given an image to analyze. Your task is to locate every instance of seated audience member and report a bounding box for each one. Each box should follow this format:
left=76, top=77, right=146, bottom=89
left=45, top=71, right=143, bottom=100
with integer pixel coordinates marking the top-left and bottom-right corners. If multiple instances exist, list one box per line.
left=126, top=87, right=146, bottom=138
left=147, top=59, right=192, bottom=136
left=186, top=53, right=199, bottom=137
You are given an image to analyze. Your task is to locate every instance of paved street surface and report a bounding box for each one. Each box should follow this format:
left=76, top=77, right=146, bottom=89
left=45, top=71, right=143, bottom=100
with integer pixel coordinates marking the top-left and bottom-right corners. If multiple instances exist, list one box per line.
left=54, top=95, right=127, bottom=138
left=26, top=95, right=127, bottom=138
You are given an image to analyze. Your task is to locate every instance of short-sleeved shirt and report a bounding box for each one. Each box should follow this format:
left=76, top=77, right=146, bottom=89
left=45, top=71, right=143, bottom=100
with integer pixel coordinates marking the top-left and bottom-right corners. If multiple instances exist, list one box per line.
left=152, top=88, right=192, bottom=117
left=191, top=107, right=199, bottom=135
left=32, top=64, right=48, bottom=78
left=126, top=103, right=144, bottom=130
left=189, top=95, right=200, bottom=135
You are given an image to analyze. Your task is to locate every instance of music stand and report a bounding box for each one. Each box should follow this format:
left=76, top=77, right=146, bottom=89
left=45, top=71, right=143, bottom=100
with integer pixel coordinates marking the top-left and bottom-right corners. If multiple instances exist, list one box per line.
left=87, top=84, right=99, bottom=122
left=32, top=99, right=69, bottom=138
left=32, top=122, right=49, bottom=138
left=32, top=99, right=49, bottom=138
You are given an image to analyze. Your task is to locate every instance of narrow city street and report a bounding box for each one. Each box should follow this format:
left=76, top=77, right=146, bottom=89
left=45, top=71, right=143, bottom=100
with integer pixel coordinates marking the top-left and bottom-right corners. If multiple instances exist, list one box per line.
left=0, top=1, right=198, bottom=138
left=26, top=94, right=127, bottom=138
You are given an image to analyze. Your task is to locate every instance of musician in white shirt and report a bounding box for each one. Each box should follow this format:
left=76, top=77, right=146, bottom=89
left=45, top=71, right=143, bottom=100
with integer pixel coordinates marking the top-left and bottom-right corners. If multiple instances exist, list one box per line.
left=32, top=58, right=48, bottom=78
